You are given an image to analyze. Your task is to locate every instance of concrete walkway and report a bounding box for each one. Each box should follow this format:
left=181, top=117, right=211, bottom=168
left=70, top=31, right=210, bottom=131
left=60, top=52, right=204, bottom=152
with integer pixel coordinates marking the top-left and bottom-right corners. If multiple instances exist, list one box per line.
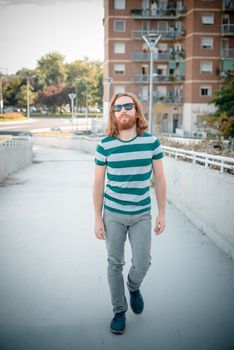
left=0, top=145, right=233, bottom=350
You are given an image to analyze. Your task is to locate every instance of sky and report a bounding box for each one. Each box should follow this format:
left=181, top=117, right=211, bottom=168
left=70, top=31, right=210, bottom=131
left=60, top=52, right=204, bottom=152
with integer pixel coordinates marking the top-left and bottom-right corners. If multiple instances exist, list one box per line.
left=0, top=0, right=104, bottom=75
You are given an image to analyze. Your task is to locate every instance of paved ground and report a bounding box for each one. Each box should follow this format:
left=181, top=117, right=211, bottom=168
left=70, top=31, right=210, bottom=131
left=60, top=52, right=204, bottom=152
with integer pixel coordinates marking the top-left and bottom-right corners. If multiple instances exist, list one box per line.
left=0, top=145, right=233, bottom=350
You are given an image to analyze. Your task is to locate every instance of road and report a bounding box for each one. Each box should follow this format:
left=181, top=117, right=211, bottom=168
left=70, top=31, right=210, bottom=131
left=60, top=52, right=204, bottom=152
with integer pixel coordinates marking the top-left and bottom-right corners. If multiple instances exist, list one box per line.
left=0, top=145, right=233, bottom=350
left=0, top=117, right=92, bottom=133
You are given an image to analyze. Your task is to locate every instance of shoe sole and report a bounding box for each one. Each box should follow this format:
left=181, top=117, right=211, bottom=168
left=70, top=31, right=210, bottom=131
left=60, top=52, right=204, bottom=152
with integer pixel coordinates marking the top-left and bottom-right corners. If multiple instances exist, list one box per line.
left=110, top=327, right=125, bottom=334
left=131, top=309, right=143, bottom=314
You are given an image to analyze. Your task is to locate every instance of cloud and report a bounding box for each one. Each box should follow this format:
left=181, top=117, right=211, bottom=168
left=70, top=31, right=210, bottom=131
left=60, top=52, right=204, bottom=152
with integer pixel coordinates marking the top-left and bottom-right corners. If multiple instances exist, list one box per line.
left=0, top=0, right=94, bottom=6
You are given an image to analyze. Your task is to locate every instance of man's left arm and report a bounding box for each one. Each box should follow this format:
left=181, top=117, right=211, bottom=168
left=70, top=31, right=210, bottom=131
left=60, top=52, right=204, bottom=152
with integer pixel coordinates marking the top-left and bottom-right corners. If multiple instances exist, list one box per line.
left=152, top=159, right=167, bottom=235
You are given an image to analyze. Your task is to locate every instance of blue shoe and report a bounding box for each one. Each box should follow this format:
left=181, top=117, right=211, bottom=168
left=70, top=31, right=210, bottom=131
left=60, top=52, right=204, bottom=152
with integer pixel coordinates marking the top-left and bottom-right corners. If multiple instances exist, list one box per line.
left=110, top=312, right=126, bottom=334
left=129, top=289, right=144, bottom=314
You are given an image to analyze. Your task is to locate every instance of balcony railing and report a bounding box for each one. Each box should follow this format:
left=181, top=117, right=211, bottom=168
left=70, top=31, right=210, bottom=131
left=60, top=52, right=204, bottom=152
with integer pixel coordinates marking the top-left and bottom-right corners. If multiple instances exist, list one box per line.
left=152, top=94, right=184, bottom=103
left=221, top=24, right=234, bottom=34
left=132, top=52, right=170, bottom=61
left=131, top=74, right=185, bottom=83
left=221, top=48, right=234, bottom=58
left=223, top=0, right=234, bottom=11
left=132, top=51, right=185, bottom=61
left=132, top=29, right=186, bottom=40
left=131, top=6, right=186, bottom=19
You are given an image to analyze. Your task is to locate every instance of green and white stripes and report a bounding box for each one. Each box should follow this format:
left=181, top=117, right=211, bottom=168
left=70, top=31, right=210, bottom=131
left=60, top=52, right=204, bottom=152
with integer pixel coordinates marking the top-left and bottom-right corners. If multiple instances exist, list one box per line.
left=95, top=133, right=163, bottom=215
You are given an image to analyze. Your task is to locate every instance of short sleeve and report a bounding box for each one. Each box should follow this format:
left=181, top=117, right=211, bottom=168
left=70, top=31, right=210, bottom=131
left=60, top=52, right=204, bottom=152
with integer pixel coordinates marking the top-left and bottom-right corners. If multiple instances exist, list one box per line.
left=152, top=138, right=164, bottom=160
left=95, top=141, right=107, bottom=166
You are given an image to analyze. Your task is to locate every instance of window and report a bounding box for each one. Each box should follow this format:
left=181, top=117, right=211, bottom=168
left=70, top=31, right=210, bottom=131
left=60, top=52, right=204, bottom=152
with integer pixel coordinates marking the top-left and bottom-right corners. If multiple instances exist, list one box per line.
left=200, top=61, right=213, bottom=73
left=114, top=42, right=125, bottom=54
left=157, top=86, right=167, bottom=97
left=200, top=85, right=212, bottom=96
left=114, top=0, right=125, bottom=9
left=140, top=86, right=148, bottom=101
left=202, top=13, right=214, bottom=25
left=157, top=22, right=168, bottom=32
left=201, top=37, right=213, bottom=49
left=114, top=64, right=125, bottom=74
left=114, top=85, right=125, bottom=94
left=114, top=20, right=126, bottom=32
left=142, top=64, right=149, bottom=75
left=158, top=43, right=168, bottom=53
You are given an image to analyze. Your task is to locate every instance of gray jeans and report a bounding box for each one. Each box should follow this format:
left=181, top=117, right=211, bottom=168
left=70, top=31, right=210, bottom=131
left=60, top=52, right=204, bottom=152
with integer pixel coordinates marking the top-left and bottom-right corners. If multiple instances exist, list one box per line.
left=103, top=209, right=152, bottom=314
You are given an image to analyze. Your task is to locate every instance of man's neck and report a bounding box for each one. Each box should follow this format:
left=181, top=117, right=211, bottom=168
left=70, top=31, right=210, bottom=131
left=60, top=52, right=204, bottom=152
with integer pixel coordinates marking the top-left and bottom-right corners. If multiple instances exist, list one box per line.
left=118, top=126, right=137, bottom=141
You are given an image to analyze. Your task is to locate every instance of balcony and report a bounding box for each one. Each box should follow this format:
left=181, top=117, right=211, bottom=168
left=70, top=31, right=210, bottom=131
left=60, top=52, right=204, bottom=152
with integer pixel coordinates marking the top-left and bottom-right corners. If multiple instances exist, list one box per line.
left=132, top=29, right=186, bottom=40
left=131, top=74, right=185, bottom=83
left=221, top=24, right=234, bottom=35
left=132, top=52, right=171, bottom=61
left=132, top=50, right=185, bottom=62
left=152, top=94, right=184, bottom=104
left=223, top=0, right=234, bottom=11
left=131, top=6, right=186, bottom=19
left=221, top=48, right=234, bottom=58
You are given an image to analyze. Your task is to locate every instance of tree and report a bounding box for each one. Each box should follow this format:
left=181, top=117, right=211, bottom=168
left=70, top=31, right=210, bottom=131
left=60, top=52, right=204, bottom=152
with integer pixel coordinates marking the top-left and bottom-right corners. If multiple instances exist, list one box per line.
left=212, top=75, right=234, bottom=118
left=203, top=74, right=234, bottom=138
left=66, top=59, right=103, bottom=110
left=15, top=81, right=36, bottom=108
left=36, top=52, right=67, bottom=88
left=36, top=84, right=73, bottom=113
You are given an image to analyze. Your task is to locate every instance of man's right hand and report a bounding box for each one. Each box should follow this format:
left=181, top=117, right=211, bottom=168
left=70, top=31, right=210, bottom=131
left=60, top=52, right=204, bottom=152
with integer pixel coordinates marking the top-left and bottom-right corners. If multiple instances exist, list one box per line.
left=94, top=218, right=106, bottom=240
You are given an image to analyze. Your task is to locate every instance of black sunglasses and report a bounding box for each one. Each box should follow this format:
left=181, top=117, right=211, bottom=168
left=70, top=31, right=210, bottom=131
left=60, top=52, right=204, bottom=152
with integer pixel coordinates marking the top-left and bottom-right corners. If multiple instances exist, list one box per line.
left=113, top=102, right=134, bottom=112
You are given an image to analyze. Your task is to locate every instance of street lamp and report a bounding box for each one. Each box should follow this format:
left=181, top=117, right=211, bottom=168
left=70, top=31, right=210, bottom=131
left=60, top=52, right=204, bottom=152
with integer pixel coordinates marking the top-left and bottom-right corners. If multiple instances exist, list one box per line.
left=68, top=93, right=76, bottom=132
left=142, top=33, right=161, bottom=133
left=85, top=82, right=88, bottom=131
left=0, top=77, right=3, bottom=115
left=104, top=77, right=112, bottom=121
left=27, top=77, right=30, bottom=119
left=0, top=67, right=8, bottom=115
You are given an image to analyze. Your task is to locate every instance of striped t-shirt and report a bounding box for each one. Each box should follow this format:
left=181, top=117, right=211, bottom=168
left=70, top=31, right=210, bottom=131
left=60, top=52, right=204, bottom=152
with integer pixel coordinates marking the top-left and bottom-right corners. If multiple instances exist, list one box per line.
left=95, top=133, right=164, bottom=215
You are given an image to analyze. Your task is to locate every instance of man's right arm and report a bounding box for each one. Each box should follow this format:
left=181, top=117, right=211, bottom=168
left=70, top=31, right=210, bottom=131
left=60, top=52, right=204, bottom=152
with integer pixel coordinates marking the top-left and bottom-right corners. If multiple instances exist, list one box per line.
left=93, top=164, right=106, bottom=240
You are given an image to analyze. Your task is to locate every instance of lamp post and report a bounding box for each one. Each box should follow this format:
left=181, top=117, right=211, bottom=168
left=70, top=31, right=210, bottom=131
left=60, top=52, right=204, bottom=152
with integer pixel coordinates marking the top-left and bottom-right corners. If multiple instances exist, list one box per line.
left=85, top=82, right=88, bottom=132
left=0, top=67, right=8, bottom=115
left=68, top=93, right=76, bottom=133
left=27, top=77, right=30, bottom=119
left=75, top=82, right=78, bottom=131
left=0, top=77, right=3, bottom=115
left=104, top=77, right=112, bottom=121
left=142, top=33, right=161, bottom=133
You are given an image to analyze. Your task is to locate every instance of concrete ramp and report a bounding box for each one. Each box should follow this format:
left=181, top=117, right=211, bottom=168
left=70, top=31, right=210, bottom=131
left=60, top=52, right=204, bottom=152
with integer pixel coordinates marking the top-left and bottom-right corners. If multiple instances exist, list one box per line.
left=0, top=145, right=233, bottom=350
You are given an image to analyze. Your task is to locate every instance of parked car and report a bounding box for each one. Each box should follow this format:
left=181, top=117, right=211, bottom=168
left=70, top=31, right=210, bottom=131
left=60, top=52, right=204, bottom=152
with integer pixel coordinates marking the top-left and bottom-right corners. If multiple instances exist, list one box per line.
left=50, top=127, right=62, bottom=132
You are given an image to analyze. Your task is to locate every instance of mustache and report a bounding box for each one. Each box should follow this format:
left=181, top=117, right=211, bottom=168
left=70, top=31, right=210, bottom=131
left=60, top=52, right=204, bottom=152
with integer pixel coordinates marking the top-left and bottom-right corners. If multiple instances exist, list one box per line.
left=119, top=113, right=132, bottom=118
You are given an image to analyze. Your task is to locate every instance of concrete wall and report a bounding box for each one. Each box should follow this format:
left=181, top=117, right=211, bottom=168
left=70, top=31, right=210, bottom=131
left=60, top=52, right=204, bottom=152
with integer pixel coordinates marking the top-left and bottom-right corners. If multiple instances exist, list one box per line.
left=33, top=135, right=98, bottom=154
left=0, top=140, right=33, bottom=182
left=164, top=157, right=234, bottom=259
left=33, top=135, right=234, bottom=258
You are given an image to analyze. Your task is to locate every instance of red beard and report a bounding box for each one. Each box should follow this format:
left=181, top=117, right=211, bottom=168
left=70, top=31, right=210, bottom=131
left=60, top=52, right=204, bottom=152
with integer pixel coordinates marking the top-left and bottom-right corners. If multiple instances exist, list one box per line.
left=115, top=114, right=137, bottom=130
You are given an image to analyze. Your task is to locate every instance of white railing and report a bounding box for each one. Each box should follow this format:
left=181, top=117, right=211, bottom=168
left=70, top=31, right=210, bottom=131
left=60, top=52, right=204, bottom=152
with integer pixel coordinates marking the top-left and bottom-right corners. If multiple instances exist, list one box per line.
left=162, top=146, right=234, bottom=174
left=0, top=138, right=32, bottom=150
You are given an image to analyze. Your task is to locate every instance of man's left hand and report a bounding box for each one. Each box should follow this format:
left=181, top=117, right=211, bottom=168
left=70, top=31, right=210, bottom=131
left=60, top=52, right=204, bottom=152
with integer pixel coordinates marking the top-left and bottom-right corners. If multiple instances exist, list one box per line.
left=154, top=214, right=166, bottom=235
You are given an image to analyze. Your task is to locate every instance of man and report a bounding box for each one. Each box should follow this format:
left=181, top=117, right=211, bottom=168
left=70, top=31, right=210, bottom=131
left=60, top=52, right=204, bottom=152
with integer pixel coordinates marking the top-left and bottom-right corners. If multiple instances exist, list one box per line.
left=93, top=92, right=166, bottom=334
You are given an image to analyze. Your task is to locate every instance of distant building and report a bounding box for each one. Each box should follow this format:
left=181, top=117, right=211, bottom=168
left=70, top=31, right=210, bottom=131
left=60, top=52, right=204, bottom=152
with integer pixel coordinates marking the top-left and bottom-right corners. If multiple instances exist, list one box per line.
left=103, top=0, right=234, bottom=136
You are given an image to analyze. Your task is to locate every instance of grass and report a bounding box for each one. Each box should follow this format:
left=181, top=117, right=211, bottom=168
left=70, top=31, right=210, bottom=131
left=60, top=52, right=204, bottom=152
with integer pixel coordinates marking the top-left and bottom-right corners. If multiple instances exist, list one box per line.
left=0, top=113, right=28, bottom=122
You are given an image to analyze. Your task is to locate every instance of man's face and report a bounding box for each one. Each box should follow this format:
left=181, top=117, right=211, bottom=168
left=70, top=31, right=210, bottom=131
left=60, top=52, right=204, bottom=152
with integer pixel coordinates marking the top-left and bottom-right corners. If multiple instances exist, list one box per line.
left=113, top=96, right=137, bottom=131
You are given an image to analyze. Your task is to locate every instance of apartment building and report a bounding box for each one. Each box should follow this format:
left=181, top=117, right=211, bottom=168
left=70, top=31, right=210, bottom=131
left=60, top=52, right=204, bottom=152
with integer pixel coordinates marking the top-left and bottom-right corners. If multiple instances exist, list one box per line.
left=103, top=0, right=234, bottom=136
